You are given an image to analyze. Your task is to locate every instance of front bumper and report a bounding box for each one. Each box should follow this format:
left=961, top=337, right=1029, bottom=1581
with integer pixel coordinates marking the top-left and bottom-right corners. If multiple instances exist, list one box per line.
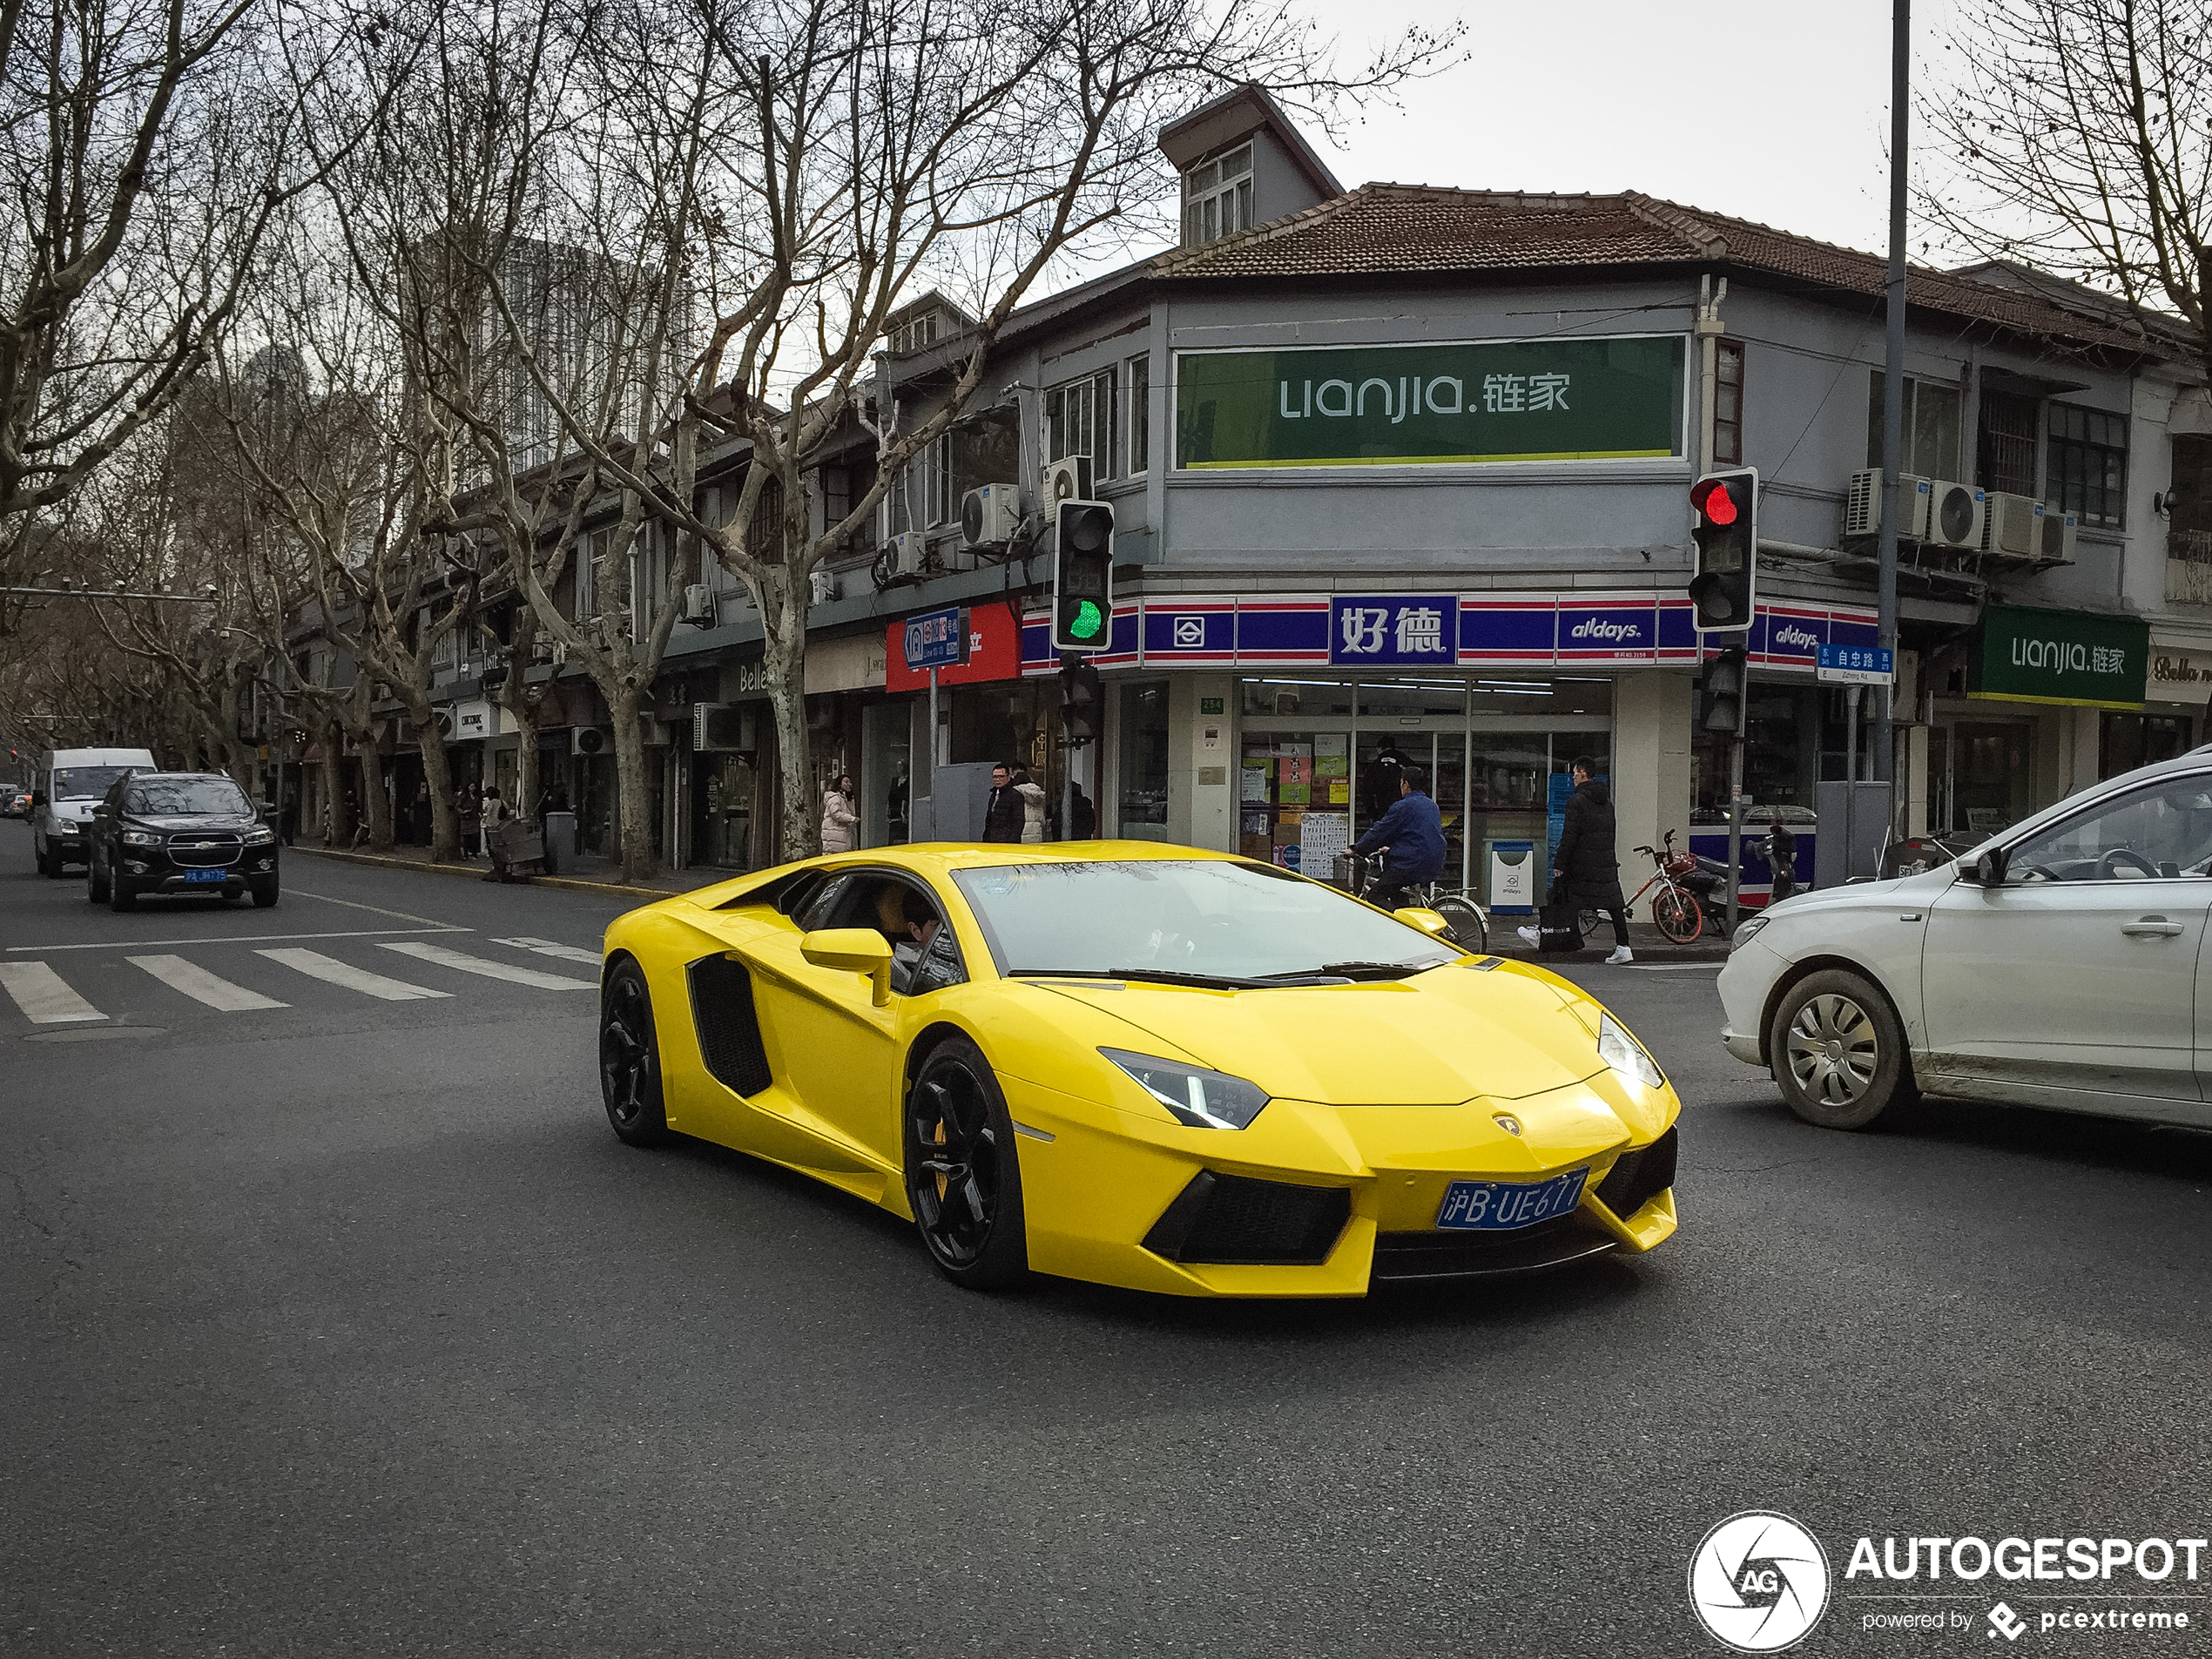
left=121, top=848, right=278, bottom=889
left=999, top=1073, right=1681, bottom=1298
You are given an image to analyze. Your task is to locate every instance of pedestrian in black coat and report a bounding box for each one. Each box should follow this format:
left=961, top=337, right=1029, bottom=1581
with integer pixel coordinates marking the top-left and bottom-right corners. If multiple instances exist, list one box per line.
left=1548, top=758, right=1633, bottom=963
left=981, top=761, right=1024, bottom=843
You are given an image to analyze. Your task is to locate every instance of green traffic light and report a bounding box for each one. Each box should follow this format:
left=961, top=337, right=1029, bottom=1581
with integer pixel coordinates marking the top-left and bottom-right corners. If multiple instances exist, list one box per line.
left=1070, top=599, right=1104, bottom=640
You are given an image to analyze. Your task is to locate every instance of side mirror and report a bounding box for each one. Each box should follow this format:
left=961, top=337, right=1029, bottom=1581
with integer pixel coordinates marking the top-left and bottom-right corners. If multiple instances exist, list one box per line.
left=1394, top=907, right=1454, bottom=940
left=799, top=927, right=895, bottom=1007
left=1963, top=848, right=2008, bottom=887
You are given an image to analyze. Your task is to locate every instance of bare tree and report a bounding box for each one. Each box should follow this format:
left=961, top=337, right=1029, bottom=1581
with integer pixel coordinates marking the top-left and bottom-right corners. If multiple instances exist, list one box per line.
left=487, top=0, right=1453, bottom=867
left=1921, top=0, right=2211, bottom=378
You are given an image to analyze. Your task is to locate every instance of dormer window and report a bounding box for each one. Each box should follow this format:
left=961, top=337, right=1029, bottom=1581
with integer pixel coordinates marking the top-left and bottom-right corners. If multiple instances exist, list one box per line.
left=1182, top=143, right=1253, bottom=246
left=888, top=309, right=941, bottom=354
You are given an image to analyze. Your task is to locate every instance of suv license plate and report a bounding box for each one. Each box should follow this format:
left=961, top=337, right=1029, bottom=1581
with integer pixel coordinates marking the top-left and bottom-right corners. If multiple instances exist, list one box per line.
left=184, top=869, right=226, bottom=884
left=1435, top=1168, right=1589, bottom=1231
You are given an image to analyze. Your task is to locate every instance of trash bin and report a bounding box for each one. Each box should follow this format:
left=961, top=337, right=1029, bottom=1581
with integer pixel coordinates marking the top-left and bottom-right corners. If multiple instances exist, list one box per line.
left=542, top=810, right=578, bottom=867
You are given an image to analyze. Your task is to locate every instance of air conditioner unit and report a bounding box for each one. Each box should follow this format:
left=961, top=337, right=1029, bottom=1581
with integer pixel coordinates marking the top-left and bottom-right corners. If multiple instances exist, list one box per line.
left=692, top=702, right=757, bottom=753
left=809, top=568, right=840, bottom=604
left=1841, top=469, right=1932, bottom=541
left=682, top=584, right=716, bottom=626
left=1923, top=480, right=1986, bottom=550
left=572, top=726, right=610, bottom=756
left=960, top=482, right=1022, bottom=548
left=1042, top=455, right=1093, bottom=507
left=1983, top=491, right=2041, bottom=560
left=888, top=531, right=928, bottom=576
left=2035, top=502, right=2079, bottom=563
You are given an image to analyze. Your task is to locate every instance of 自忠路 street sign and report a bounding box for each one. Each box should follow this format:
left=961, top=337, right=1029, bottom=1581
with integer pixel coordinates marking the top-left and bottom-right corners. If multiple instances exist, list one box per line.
left=1817, top=643, right=1894, bottom=685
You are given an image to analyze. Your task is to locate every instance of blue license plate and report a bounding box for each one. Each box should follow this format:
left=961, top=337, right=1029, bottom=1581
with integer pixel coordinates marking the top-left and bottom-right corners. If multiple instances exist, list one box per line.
left=184, top=868, right=227, bottom=884
left=1435, top=1167, right=1590, bottom=1231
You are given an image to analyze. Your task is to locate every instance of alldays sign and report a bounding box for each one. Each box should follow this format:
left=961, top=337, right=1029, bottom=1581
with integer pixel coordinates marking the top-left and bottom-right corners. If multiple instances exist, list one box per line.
left=1968, top=604, right=2147, bottom=711
left=1174, top=335, right=1686, bottom=469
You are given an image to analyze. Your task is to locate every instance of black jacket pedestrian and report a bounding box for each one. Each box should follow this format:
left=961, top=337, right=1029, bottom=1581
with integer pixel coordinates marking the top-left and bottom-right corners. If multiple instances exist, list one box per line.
left=982, top=783, right=1024, bottom=843
left=1068, top=785, right=1096, bottom=840
left=1553, top=777, right=1626, bottom=910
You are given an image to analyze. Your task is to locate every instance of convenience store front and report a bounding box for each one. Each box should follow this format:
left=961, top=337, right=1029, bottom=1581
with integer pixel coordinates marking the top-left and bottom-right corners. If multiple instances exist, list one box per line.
left=1020, top=588, right=1878, bottom=899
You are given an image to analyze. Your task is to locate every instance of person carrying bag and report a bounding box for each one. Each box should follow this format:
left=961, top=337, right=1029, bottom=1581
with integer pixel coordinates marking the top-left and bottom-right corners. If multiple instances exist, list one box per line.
left=1537, top=874, right=1584, bottom=955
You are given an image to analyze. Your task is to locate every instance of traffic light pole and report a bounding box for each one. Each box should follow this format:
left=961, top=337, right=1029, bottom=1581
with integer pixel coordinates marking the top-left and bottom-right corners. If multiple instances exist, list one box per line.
left=1874, top=0, right=1909, bottom=801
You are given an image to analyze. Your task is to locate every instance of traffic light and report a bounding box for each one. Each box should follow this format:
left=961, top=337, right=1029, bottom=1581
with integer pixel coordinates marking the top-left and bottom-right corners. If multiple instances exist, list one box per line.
left=1703, top=644, right=1747, bottom=736
left=1058, top=652, right=1103, bottom=745
left=1688, top=468, right=1758, bottom=632
left=1051, top=499, right=1114, bottom=652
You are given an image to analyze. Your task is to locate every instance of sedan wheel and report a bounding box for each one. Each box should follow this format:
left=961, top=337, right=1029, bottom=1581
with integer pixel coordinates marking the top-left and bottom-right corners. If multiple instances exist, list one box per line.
left=598, top=959, right=668, bottom=1146
left=904, top=1036, right=1027, bottom=1290
left=1770, top=968, right=1913, bottom=1130
left=87, top=854, right=110, bottom=904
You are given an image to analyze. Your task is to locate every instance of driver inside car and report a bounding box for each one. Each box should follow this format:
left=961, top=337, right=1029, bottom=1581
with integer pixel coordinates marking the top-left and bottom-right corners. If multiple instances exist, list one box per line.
left=874, top=885, right=961, bottom=996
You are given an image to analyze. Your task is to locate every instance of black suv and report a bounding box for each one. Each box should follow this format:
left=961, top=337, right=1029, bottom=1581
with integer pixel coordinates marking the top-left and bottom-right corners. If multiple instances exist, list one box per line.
left=87, top=772, right=280, bottom=910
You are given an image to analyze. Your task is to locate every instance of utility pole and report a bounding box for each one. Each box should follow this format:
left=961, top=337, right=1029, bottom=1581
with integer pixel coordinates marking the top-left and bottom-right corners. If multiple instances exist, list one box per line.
left=1874, top=0, right=1909, bottom=806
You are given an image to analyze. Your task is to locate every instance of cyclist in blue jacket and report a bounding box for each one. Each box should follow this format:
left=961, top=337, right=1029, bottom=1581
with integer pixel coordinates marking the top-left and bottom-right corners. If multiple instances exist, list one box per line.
left=1353, top=765, right=1447, bottom=911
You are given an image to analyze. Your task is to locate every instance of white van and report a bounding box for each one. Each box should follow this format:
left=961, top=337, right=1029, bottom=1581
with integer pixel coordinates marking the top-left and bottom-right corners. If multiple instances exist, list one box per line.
left=30, top=747, right=157, bottom=876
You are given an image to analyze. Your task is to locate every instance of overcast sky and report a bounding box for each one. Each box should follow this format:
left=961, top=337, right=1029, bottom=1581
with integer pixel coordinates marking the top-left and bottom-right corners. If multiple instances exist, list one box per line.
left=1299, top=0, right=1964, bottom=260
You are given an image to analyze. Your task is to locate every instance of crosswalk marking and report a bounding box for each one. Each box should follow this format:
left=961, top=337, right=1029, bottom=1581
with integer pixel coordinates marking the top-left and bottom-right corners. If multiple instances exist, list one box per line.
left=380, top=940, right=593, bottom=990
left=128, top=954, right=289, bottom=1011
left=492, top=936, right=602, bottom=966
left=257, top=948, right=450, bottom=1001
left=0, top=961, right=106, bottom=1024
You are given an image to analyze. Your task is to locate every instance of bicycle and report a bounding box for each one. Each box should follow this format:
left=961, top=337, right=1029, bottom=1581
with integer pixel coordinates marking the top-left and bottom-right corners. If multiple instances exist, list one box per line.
left=1615, top=830, right=1704, bottom=944
left=1347, top=852, right=1490, bottom=955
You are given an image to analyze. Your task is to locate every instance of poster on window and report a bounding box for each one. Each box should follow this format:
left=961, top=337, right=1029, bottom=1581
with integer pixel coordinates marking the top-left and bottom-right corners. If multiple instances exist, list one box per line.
left=1299, top=812, right=1350, bottom=875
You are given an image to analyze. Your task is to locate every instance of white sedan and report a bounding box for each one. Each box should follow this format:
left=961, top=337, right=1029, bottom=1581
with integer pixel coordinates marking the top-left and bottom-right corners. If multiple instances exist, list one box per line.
left=1718, top=752, right=2212, bottom=1130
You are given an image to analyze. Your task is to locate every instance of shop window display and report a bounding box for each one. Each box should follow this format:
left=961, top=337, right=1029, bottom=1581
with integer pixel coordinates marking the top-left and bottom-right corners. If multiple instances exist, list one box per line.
left=1117, top=680, right=1170, bottom=838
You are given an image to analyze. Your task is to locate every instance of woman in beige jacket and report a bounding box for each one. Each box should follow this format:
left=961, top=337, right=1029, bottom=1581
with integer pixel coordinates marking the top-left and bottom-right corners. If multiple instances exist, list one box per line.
left=819, top=775, right=859, bottom=853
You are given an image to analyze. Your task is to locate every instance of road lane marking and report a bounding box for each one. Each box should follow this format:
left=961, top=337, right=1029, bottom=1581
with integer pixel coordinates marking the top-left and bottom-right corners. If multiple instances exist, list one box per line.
left=128, top=955, right=289, bottom=1011
left=9, top=927, right=468, bottom=954
left=284, top=887, right=467, bottom=927
left=492, top=936, right=602, bottom=965
left=0, top=961, right=106, bottom=1024
left=379, top=940, right=594, bottom=990
left=257, top=948, right=450, bottom=1001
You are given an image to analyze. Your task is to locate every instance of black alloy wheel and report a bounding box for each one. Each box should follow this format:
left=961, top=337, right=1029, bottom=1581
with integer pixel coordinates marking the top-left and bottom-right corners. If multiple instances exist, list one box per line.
left=108, top=873, right=137, bottom=911
left=598, top=959, right=668, bottom=1146
left=903, top=1035, right=1028, bottom=1290
left=87, top=853, right=109, bottom=904
left=249, top=877, right=279, bottom=908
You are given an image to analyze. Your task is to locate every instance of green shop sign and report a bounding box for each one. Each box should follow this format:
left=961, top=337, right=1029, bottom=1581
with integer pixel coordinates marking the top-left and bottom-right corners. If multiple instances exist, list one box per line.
left=1968, top=604, right=2148, bottom=711
left=1173, top=335, right=1686, bottom=469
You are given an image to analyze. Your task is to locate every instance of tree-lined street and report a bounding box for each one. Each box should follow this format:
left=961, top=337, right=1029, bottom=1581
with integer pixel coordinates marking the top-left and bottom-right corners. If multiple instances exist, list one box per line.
left=5, top=834, right=2209, bottom=1655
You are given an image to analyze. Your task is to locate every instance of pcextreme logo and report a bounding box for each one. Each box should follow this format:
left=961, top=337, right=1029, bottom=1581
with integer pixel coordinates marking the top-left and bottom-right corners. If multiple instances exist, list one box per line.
left=1689, top=1512, right=1831, bottom=1652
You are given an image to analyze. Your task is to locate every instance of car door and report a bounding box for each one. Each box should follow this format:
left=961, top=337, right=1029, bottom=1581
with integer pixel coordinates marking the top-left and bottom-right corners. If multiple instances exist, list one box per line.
left=1920, top=770, right=2212, bottom=1110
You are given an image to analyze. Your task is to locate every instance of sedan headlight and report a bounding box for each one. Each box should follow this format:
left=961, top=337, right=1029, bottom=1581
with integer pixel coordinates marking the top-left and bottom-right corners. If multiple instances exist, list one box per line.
left=1101, top=1049, right=1271, bottom=1130
left=122, top=828, right=161, bottom=846
left=1730, top=914, right=1770, bottom=953
left=244, top=826, right=277, bottom=845
left=1597, top=1012, right=1665, bottom=1091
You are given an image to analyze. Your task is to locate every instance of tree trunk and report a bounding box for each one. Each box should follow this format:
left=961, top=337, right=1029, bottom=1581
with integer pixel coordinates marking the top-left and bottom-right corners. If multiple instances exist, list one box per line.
left=417, top=715, right=461, bottom=861
left=320, top=732, right=352, bottom=846
left=502, top=683, right=541, bottom=821
left=759, top=567, right=816, bottom=864
left=606, top=683, right=657, bottom=883
left=358, top=738, right=392, bottom=850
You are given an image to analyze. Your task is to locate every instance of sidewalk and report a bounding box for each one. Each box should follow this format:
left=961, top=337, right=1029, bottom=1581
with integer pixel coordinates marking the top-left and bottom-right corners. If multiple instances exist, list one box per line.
left=293, top=838, right=696, bottom=900
left=1487, top=915, right=1733, bottom=967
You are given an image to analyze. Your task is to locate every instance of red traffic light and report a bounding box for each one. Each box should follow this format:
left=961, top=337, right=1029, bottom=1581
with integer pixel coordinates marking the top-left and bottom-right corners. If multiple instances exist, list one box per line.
left=1691, top=477, right=1739, bottom=526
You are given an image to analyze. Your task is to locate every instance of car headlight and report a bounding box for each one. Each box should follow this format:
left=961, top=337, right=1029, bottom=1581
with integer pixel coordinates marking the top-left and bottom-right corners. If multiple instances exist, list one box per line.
left=244, top=826, right=276, bottom=845
left=122, top=828, right=161, bottom=846
left=1100, top=1048, right=1271, bottom=1130
left=1597, top=1012, right=1664, bottom=1091
left=1730, top=914, right=1770, bottom=952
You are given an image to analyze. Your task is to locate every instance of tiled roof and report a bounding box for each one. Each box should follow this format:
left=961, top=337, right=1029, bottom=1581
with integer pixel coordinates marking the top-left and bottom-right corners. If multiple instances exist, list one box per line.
left=1147, top=184, right=2184, bottom=359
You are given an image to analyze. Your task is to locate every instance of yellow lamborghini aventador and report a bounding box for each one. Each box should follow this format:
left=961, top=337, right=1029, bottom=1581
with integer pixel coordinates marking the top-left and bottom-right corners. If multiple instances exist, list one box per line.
left=597, top=843, right=1679, bottom=1296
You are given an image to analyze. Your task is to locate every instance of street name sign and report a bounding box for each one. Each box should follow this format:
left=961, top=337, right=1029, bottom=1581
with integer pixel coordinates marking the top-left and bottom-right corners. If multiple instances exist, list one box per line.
left=1817, top=643, right=1894, bottom=685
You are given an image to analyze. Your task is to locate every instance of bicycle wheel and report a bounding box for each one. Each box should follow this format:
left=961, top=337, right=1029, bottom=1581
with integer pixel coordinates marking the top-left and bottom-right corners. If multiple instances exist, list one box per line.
left=1432, top=894, right=1487, bottom=954
left=1576, top=909, right=1599, bottom=940
left=1652, top=887, right=1703, bottom=943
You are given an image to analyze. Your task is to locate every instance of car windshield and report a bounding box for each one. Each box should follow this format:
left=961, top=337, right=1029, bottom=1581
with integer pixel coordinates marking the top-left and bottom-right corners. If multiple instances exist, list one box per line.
left=125, top=779, right=251, bottom=816
left=51, top=765, right=131, bottom=800
left=951, top=859, right=1457, bottom=982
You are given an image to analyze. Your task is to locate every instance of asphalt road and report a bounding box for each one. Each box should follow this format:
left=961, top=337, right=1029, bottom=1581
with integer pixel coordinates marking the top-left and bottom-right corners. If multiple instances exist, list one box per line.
left=3, top=824, right=2208, bottom=1657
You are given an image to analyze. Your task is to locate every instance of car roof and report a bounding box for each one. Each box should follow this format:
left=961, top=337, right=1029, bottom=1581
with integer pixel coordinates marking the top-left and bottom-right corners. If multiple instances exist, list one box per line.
left=47, top=748, right=158, bottom=765
left=123, top=772, right=236, bottom=784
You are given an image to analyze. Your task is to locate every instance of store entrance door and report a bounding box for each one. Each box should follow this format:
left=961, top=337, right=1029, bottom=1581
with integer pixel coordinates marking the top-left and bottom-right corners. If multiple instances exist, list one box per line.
left=1930, top=718, right=2036, bottom=838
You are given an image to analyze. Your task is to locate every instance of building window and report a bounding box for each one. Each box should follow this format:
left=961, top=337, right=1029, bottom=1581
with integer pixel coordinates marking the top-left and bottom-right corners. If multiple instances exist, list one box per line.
left=1127, top=354, right=1150, bottom=473
left=1045, top=368, right=1116, bottom=480
left=1181, top=142, right=1252, bottom=247
left=1712, top=338, right=1744, bottom=467
left=1868, top=371, right=1962, bottom=480
left=1977, top=389, right=2040, bottom=496
left=2047, top=404, right=2128, bottom=526
left=888, top=310, right=939, bottom=354
left=887, top=433, right=952, bottom=533
left=1116, top=679, right=1170, bottom=837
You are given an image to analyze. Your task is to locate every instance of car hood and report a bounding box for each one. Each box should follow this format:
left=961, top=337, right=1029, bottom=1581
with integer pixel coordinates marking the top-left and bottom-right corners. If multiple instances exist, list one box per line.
left=129, top=814, right=259, bottom=833
left=1037, top=963, right=1609, bottom=1105
left=1755, top=861, right=1957, bottom=921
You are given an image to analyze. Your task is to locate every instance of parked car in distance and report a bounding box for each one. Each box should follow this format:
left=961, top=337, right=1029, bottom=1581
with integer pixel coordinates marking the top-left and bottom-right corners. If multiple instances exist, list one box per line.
left=30, top=746, right=158, bottom=874
left=86, top=771, right=279, bottom=910
left=1719, top=750, right=2212, bottom=1132
left=0, top=783, right=27, bottom=819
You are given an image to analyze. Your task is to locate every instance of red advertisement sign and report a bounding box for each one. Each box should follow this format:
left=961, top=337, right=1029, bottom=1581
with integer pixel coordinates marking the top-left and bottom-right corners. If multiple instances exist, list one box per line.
left=884, top=603, right=1021, bottom=692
